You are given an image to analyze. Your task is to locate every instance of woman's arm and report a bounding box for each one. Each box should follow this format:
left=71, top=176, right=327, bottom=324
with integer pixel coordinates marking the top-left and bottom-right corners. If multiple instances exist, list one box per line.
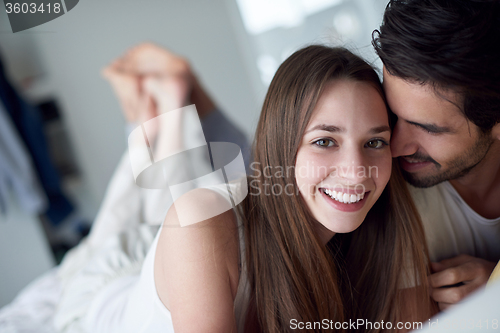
left=154, top=189, right=240, bottom=333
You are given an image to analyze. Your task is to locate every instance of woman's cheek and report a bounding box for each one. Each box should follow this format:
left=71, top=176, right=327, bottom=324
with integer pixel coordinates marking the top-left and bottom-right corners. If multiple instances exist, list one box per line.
left=297, top=152, right=333, bottom=182
left=295, top=149, right=330, bottom=195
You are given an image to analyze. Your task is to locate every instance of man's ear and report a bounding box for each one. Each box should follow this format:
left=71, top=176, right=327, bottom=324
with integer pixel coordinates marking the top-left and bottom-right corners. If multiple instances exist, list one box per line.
left=492, top=122, right=500, bottom=141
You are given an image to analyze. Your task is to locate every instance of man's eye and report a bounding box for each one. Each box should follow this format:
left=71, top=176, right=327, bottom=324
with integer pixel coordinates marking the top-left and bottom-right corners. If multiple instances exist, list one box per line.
left=366, top=139, right=388, bottom=149
left=314, top=139, right=335, bottom=147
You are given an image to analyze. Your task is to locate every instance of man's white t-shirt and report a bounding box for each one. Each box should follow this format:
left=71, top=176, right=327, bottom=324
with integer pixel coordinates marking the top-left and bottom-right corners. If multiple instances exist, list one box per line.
left=410, top=181, right=500, bottom=263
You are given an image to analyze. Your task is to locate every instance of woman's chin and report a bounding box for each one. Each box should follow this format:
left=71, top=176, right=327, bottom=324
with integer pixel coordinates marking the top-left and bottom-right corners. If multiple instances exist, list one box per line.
left=327, top=208, right=370, bottom=231
left=314, top=216, right=365, bottom=240
left=327, top=221, right=364, bottom=234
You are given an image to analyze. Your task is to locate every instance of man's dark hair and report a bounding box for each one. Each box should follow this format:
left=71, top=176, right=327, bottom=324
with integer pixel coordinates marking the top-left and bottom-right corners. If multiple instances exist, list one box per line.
left=373, top=0, right=500, bottom=132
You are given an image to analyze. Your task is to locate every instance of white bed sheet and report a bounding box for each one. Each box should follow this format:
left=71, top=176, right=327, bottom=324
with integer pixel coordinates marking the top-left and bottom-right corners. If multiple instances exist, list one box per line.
left=0, top=268, right=61, bottom=333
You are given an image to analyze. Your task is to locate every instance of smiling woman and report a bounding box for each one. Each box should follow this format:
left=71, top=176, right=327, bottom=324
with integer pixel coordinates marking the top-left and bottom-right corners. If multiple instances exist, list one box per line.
left=152, top=45, right=436, bottom=332
left=295, top=79, right=392, bottom=237
left=232, top=45, right=436, bottom=332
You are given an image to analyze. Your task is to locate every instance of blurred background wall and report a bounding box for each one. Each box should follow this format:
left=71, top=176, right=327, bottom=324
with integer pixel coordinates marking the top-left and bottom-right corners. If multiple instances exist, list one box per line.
left=1, top=0, right=260, bottom=219
left=0, top=0, right=388, bottom=306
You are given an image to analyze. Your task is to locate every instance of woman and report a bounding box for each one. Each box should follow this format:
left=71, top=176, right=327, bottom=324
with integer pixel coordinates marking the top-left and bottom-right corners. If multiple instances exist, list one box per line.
left=57, top=45, right=435, bottom=333
left=151, top=45, right=435, bottom=332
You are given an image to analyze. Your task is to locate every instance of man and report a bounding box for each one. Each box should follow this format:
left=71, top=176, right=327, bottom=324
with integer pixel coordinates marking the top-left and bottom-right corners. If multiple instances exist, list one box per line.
left=372, top=0, right=500, bottom=310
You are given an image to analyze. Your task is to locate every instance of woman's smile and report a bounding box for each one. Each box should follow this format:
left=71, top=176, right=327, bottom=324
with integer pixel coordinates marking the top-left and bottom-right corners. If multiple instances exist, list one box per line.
left=319, top=187, right=371, bottom=212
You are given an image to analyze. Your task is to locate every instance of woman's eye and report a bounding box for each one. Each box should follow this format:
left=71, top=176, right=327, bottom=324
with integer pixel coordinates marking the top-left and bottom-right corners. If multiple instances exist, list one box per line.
left=366, top=139, right=388, bottom=149
left=314, top=139, right=335, bottom=147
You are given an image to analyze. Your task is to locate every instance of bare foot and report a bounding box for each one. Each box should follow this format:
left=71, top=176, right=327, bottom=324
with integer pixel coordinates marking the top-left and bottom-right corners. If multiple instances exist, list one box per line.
left=121, top=42, right=191, bottom=77
left=101, top=59, right=144, bottom=123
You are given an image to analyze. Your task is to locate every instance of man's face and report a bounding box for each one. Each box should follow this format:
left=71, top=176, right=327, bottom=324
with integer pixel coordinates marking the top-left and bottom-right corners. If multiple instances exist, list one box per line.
left=383, top=68, right=493, bottom=188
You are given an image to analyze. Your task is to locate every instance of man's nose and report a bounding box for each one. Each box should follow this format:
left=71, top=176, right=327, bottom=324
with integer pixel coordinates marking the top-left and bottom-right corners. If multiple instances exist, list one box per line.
left=390, top=120, right=419, bottom=158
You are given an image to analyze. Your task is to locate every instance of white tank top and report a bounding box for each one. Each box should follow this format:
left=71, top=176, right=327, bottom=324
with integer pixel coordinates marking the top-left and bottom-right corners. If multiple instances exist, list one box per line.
left=83, top=203, right=250, bottom=333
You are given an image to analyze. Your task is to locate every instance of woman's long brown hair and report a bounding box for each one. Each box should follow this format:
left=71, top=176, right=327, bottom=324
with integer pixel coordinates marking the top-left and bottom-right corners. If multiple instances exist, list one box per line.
left=239, top=45, right=435, bottom=332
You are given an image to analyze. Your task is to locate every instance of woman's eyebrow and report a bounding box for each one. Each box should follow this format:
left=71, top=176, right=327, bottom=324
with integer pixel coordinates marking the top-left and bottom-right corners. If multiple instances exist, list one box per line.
left=370, top=125, right=391, bottom=134
left=305, top=124, right=391, bottom=134
left=305, top=124, right=344, bottom=134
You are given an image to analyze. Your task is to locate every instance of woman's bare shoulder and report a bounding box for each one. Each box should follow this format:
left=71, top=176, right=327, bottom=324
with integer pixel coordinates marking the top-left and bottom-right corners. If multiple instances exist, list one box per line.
left=154, top=188, right=240, bottom=332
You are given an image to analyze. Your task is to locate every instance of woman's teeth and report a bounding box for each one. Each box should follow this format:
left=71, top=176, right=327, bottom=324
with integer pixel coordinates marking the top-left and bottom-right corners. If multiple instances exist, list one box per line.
left=323, top=189, right=364, bottom=204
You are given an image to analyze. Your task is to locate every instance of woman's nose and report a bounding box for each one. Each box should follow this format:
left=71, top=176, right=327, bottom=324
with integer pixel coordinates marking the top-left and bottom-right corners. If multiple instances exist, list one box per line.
left=331, top=147, right=369, bottom=183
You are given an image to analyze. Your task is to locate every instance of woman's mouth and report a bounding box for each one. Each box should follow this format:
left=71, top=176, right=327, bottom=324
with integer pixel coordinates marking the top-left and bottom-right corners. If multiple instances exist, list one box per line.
left=319, top=188, right=370, bottom=212
left=322, top=188, right=364, bottom=204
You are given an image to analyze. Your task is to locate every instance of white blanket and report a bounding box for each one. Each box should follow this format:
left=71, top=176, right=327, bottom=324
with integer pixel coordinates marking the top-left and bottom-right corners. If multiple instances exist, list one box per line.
left=0, top=268, right=61, bottom=333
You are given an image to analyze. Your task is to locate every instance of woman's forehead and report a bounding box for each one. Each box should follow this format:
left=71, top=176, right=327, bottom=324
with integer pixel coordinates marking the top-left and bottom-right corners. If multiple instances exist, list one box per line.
left=307, top=80, right=389, bottom=131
